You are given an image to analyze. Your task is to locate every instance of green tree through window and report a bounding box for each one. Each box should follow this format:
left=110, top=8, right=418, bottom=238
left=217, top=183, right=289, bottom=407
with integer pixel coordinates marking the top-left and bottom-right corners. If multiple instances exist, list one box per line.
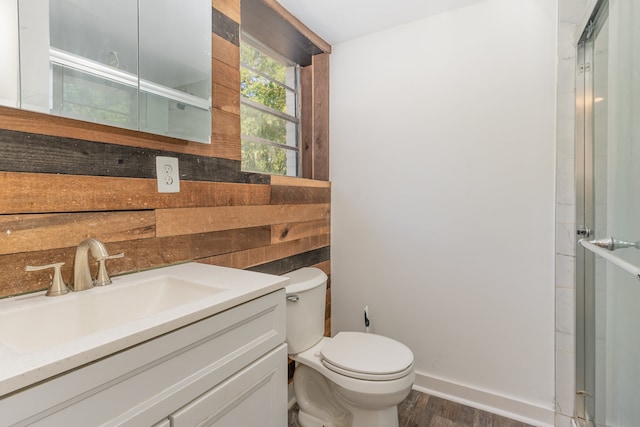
left=240, top=38, right=299, bottom=176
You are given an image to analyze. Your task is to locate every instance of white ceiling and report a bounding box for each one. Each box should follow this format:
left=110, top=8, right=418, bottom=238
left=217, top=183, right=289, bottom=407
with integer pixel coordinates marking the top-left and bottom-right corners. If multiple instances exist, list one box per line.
left=275, top=0, right=486, bottom=45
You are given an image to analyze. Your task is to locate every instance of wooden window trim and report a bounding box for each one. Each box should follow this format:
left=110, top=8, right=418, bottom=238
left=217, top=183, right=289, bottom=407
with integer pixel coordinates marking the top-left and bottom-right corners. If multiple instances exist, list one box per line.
left=241, top=0, right=331, bottom=181
left=241, top=0, right=330, bottom=67
left=300, top=53, right=330, bottom=181
left=255, top=0, right=331, bottom=55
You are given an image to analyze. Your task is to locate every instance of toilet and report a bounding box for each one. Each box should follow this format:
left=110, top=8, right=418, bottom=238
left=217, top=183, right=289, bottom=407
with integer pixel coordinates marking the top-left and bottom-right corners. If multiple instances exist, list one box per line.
left=284, top=267, right=415, bottom=427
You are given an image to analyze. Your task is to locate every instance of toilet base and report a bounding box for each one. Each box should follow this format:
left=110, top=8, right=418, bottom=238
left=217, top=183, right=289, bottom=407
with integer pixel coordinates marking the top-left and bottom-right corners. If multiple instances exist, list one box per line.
left=294, top=364, right=402, bottom=427
left=339, top=405, right=399, bottom=427
left=297, top=406, right=398, bottom=427
left=294, top=364, right=352, bottom=427
left=297, top=409, right=328, bottom=427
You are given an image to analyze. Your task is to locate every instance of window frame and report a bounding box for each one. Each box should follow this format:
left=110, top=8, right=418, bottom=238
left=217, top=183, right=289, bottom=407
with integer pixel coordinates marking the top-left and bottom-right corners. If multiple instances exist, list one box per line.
left=239, top=34, right=302, bottom=176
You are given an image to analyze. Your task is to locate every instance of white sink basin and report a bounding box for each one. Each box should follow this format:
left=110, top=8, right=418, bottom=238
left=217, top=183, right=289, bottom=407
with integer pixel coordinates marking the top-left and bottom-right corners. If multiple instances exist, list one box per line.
left=0, top=276, right=224, bottom=353
left=0, top=262, right=288, bottom=396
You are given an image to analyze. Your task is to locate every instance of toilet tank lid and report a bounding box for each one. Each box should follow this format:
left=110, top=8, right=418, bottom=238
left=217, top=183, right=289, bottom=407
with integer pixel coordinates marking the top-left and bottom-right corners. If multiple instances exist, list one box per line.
left=282, top=267, right=327, bottom=295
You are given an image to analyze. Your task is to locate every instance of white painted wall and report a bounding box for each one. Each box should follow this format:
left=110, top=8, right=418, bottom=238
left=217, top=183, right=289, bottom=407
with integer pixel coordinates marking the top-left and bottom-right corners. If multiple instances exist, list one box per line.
left=329, top=0, right=557, bottom=424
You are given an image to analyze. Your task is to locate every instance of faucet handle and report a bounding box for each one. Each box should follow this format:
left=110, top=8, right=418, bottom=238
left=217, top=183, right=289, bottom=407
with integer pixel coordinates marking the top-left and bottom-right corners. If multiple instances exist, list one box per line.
left=95, top=252, right=124, bottom=286
left=25, top=262, right=69, bottom=296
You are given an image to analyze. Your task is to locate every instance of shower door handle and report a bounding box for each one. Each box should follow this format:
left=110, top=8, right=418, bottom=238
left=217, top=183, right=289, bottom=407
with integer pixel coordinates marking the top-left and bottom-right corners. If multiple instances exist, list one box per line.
left=589, top=236, right=640, bottom=251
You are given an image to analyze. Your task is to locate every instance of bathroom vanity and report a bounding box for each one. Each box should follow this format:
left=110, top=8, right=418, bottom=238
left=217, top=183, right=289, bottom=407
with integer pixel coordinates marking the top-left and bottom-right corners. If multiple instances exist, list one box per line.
left=0, top=263, right=288, bottom=426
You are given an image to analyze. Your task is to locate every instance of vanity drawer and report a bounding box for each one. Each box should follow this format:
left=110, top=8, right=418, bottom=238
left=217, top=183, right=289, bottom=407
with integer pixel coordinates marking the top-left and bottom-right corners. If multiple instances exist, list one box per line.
left=170, top=344, right=287, bottom=427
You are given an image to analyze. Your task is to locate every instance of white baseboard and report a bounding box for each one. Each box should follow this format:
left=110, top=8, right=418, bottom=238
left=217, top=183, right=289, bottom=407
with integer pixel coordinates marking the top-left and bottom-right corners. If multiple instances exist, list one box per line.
left=413, top=371, right=555, bottom=427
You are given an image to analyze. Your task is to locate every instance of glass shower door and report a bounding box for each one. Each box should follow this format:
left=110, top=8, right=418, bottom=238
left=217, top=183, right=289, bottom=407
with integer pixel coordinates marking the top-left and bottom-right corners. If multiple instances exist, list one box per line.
left=576, top=1, right=640, bottom=426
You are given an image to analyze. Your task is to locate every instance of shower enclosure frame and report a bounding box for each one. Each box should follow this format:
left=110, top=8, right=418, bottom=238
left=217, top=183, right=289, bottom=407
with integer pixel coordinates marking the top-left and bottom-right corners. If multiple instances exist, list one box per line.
left=575, top=1, right=607, bottom=426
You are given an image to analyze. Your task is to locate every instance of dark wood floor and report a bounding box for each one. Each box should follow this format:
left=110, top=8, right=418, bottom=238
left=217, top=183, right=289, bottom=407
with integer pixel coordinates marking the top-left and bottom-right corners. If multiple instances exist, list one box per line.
left=397, top=390, right=534, bottom=427
left=289, top=389, right=534, bottom=427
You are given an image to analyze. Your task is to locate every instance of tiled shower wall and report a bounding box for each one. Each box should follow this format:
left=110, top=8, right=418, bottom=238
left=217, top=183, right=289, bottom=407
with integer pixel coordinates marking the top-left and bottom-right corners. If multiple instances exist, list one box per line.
left=555, top=1, right=591, bottom=426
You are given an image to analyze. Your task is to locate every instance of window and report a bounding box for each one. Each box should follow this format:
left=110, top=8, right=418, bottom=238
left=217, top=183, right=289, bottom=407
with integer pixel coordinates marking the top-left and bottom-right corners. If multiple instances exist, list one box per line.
left=240, top=35, right=300, bottom=176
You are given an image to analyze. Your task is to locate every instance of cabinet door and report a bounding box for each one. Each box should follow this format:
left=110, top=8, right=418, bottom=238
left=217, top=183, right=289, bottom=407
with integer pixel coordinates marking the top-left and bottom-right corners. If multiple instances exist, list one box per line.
left=170, top=344, right=287, bottom=427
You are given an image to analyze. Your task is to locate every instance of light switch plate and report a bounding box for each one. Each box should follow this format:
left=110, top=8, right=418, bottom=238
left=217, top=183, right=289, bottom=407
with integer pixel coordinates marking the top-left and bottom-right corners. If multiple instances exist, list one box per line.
left=156, top=156, right=180, bottom=193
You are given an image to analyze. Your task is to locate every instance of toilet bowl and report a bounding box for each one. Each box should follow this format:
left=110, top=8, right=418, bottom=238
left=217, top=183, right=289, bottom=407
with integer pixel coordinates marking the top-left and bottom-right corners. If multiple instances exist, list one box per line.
left=284, top=268, right=415, bottom=427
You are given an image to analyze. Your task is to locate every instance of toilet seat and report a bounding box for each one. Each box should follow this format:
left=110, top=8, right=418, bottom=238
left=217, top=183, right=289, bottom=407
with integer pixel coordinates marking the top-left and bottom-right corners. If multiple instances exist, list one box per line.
left=322, top=358, right=414, bottom=381
left=320, top=332, right=414, bottom=381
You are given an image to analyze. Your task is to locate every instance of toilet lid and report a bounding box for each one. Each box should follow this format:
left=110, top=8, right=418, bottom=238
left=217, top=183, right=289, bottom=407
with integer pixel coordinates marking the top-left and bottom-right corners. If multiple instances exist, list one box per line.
left=320, top=332, right=414, bottom=381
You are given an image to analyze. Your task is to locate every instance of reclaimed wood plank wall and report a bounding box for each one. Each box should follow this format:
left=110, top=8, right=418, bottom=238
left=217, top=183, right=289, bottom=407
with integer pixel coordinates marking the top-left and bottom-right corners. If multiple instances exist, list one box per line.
left=0, top=0, right=331, bottom=337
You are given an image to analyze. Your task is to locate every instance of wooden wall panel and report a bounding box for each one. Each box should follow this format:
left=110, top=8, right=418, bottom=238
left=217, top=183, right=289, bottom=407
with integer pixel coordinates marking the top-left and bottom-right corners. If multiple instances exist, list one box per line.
left=156, top=204, right=330, bottom=237
left=211, top=108, right=242, bottom=161
left=0, top=106, right=211, bottom=158
left=271, top=219, right=330, bottom=244
left=300, top=65, right=313, bottom=178
left=0, top=226, right=272, bottom=296
left=271, top=175, right=330, bottom=188
left=0, top=211, right=155, bottom=255
left=212, top=6, right=240, bottom=45
left=270, top=185, right=331, bottom=204
left=0, top=173, right=270, bottom=214
left=314, top=259, right=331, bottom=276
left=211, top=34, right=240, bottom=72
left=213, top=57, right=240, bottom=91
left=212, top=83, right=240, bottom=115
left=212, top=0, right=240, bottom=23
left=100, top=227, right=273, bottom=273
left=0, top=174, right=330, bottom=296
left=0, top=2, right=332, bottom=369
left=299, top=53, right=330, bottom=181
left=312, top=53, right=330, bottom=181
left=248, top=246, right=330, bottom=275
left=202, top=234, right=329, bottom=269
left=1, top=248, right=78, bottom=296
left=212, top=34, right=240, bottom=68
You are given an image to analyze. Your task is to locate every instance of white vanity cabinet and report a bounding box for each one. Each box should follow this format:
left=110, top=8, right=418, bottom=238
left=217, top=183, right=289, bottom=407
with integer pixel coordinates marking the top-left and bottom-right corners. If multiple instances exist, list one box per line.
left=0, top=289, right=287, bottom=426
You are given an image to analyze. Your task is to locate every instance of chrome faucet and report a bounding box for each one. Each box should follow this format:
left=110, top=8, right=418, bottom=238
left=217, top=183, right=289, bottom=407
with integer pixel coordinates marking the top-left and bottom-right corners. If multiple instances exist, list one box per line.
left=73, top=238, right=110, bottom=291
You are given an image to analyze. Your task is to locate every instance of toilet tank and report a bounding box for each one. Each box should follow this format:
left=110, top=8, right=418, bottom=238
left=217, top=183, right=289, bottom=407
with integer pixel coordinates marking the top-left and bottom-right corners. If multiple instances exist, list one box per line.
left=282, top=267, right=327, bottom=354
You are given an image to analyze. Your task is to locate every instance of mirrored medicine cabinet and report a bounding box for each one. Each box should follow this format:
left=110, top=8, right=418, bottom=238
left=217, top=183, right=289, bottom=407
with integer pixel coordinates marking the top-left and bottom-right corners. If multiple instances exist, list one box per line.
left=0, top=0, right=212, bottom=144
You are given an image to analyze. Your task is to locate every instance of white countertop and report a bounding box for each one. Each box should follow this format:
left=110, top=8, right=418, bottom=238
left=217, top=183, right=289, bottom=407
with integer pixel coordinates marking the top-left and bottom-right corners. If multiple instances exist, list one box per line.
left=0, top=262, right=288, bottom=396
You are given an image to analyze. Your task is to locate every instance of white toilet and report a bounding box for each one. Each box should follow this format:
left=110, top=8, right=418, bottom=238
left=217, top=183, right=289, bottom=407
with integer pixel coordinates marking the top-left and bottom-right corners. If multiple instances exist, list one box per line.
left=284, top=267, right=415, bottom=427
